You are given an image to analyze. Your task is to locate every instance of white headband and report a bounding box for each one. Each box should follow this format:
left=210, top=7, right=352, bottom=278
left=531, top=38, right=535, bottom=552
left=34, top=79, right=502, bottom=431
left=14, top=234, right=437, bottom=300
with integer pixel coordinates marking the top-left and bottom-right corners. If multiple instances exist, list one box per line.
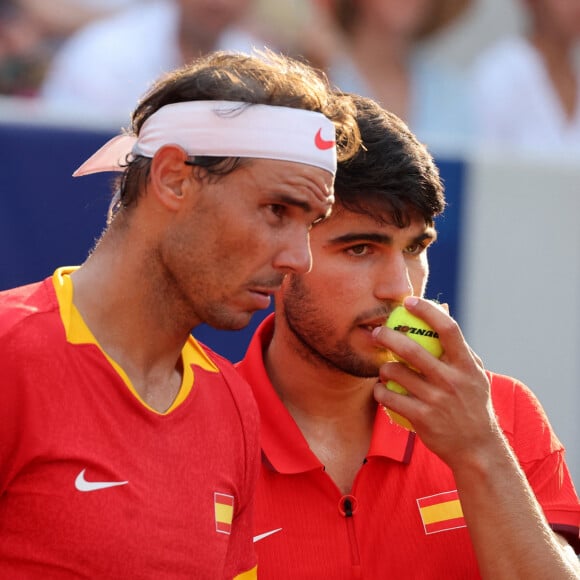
left=73, top=101, right=337, bottom=177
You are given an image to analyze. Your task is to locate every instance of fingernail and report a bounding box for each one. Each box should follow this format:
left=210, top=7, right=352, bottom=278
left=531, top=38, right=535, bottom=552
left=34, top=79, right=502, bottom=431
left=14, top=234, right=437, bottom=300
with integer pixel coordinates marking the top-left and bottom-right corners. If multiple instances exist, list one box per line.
left=372, top=327, right=382, bottom=338
left=404, top=296, right=419, bottom=307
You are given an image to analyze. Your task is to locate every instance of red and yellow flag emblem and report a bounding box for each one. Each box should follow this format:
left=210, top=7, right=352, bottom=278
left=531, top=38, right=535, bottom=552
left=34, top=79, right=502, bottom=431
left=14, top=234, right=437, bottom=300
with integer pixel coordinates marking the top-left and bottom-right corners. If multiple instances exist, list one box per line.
left=417, top=490, right=465, bottom=534
left=214, top=492, right=234, bottom=534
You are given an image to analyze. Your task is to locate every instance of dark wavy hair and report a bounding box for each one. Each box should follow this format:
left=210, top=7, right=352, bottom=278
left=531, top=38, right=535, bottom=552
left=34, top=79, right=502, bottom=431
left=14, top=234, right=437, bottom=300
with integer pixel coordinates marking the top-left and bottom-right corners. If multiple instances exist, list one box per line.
left=334, top=94, right=445, bottom=227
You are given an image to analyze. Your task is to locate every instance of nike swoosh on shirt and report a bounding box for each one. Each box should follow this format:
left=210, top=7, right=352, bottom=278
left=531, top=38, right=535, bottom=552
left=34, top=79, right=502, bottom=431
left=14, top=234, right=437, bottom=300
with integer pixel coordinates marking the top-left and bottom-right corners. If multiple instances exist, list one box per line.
left=74, top=469, right=129, bottom=492
left=253, top=528, right=283, bottom=543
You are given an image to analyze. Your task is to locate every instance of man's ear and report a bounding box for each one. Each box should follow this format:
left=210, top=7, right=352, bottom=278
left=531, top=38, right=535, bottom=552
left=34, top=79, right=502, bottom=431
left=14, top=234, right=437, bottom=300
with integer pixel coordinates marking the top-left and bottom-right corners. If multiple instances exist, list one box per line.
left=149, top=145, right=195, bottom=211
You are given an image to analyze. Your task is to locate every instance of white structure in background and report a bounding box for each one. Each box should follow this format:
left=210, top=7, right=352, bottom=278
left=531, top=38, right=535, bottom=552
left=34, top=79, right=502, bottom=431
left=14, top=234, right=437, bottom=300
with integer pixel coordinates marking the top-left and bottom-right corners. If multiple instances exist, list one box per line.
left=460, top=151, right=580, bottom=487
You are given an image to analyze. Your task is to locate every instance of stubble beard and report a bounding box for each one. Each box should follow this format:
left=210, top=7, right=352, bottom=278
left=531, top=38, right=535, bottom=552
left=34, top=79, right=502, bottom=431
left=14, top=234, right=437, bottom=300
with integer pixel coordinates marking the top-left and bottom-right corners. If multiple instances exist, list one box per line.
left=282, top=278, right=381, bottom=378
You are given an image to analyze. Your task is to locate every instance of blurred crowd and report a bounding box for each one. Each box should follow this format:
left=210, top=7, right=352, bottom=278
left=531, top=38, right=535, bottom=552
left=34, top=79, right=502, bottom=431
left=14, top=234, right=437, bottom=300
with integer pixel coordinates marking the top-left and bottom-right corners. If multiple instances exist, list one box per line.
left=1, top=0, right=579, bottom=153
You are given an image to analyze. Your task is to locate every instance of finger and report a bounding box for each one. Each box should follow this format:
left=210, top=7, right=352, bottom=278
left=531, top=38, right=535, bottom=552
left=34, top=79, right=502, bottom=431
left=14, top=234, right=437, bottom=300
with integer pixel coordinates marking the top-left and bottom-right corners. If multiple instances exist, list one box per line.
left=401, top=297, right=477, bottom=367
left=377, top=359, right=419, bottom=391
left=468, top=345, right=485, bottom=369
left=373, top=326, right=445, bottom=382
left=402, top=297, right=457, bottom=338
left=373, top=382, right=425, bottom=431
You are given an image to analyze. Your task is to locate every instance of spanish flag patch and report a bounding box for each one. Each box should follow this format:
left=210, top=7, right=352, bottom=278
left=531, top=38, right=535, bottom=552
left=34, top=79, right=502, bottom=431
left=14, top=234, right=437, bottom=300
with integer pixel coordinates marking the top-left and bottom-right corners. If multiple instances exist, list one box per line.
left=214, top=492, right=234, bottom=534
left=416, top=490, right=466, bottom=534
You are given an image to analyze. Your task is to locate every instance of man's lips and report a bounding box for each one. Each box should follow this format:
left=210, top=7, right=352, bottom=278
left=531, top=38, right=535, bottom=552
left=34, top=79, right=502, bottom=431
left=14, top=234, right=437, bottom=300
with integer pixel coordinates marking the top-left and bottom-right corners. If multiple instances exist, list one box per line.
left=249, top=285, right=281, bottom=297
left=247, top=286, right=281, bottom=309
left=358, top=318, right=387, bottom=333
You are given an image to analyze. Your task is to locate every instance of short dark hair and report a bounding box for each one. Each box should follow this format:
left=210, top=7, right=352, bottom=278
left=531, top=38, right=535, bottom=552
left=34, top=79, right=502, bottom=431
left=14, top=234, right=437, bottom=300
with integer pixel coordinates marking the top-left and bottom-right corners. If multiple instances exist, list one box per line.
left=334, top=94, right=445, bottom=227
left=115, top=49, right=360, bottom=209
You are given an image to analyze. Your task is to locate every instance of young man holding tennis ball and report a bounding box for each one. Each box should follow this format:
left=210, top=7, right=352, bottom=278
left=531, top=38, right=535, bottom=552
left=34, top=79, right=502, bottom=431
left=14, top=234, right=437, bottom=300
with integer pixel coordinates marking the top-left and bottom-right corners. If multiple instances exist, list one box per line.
left=237, top=94, right=580, bottom=578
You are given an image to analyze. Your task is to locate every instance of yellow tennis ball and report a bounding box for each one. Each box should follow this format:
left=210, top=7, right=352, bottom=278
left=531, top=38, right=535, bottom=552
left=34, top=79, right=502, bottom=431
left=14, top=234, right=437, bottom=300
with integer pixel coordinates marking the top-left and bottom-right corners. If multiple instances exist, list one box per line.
left=382, top=304, right=444, bottom=430
left=386, top=305, right=443, bottom=361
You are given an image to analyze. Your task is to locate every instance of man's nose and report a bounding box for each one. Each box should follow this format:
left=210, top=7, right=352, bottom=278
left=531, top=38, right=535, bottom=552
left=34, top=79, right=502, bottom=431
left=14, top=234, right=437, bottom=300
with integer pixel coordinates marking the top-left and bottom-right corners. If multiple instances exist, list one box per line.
left=272, top=231, right=313, bottom=275
left=374, top=254, right=413, bottom=304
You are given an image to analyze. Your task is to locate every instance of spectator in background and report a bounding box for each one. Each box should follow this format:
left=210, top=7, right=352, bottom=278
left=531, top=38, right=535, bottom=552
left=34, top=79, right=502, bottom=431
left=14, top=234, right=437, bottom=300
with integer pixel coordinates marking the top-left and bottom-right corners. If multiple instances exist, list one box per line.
left=0, top=0, right=137, bottom=97
left=472, top=0, right=580, bottom=155
left=18, top=0, right=143, bottom=38
left=40, top=0, right=266, bottom=123
left=306, top=0, right=474, bottom=147
left=0, top=0, right=52, bottom=96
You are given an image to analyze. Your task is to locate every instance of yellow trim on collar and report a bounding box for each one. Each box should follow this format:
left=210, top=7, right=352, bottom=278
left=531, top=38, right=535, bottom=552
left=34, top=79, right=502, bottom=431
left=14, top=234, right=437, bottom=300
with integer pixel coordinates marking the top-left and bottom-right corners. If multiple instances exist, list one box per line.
left=233, top=565, right=258, bottom=580
left=52, top=267, right=217, bottom=414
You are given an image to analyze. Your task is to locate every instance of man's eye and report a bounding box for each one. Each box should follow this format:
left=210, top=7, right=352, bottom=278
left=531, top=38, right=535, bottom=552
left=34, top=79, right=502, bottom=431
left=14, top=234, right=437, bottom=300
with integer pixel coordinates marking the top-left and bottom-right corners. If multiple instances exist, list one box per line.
left=347, top=244, right=370, bottom=256
left=268, top=204, right=286, bottom=218
left=405, top=243, right=426, bottom=256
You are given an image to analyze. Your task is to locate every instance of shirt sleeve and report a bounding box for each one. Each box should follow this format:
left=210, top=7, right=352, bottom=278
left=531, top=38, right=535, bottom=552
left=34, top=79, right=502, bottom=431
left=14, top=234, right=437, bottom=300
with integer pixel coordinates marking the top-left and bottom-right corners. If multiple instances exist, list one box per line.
left=491, top=372, right=580, bottom=551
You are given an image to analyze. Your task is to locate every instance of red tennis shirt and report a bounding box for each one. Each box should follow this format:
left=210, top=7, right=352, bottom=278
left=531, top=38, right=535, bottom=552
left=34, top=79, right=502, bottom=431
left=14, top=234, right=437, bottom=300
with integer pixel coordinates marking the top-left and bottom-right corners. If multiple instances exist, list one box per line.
left=237, top=314, right=580, bottom=579
left=0, top=269, right=259, bottom=579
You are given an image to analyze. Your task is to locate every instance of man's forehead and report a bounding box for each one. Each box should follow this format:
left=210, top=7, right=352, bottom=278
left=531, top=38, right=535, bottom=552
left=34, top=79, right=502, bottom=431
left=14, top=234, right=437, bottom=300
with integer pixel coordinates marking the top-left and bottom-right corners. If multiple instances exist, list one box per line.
left=315, top=203, right=436, bottom=235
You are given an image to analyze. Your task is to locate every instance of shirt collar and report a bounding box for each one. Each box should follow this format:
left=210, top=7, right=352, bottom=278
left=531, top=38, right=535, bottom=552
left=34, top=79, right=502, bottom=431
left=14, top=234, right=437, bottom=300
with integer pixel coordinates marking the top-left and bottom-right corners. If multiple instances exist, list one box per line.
left=51, top=267, right=217, bottom=414
left=237, top=314, right=322, bottom=474
left=369, top=406, right=416, bottom=464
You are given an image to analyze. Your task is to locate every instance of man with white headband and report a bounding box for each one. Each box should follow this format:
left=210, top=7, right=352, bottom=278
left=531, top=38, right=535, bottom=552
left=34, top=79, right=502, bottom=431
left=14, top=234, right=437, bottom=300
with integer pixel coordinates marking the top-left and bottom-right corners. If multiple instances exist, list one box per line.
left=0, top=49, right=360, bottom=578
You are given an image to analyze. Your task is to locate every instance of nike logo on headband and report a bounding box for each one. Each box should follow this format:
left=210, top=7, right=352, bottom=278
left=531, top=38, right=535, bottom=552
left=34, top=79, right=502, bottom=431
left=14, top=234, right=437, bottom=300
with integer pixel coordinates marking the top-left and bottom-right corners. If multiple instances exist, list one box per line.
left=314, top=128, right=335, bottom=150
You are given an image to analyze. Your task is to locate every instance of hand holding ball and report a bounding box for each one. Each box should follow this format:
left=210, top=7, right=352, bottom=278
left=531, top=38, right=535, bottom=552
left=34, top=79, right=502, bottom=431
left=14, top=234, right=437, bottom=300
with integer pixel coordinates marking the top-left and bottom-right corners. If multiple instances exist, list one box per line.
left=383, top=305, right=444, bottom=430
left=386, top=305, right=444, bottom=367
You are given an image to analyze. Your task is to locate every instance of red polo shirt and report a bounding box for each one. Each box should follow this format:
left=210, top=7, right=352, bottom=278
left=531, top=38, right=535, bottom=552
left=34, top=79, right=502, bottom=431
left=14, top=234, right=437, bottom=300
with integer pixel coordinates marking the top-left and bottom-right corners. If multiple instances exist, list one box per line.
left=237, top=314, right=580, bottom=580
left=0, top=271, right=259, bottom=579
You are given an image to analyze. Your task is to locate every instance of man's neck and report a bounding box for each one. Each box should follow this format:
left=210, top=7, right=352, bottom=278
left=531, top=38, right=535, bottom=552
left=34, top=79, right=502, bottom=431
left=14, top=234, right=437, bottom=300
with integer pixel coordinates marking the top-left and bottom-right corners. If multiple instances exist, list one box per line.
left=70, top=236, right=193, bottom=412
left=264, top=324, right=377, bottom=494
